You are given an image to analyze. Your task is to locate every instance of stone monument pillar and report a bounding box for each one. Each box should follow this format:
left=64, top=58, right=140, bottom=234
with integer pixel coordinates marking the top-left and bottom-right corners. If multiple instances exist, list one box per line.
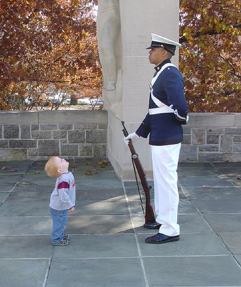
left=97, top=0, right=180, bottom=180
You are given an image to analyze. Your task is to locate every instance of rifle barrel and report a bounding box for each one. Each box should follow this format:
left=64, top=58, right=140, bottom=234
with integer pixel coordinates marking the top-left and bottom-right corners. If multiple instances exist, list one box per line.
left=121, top=121, right=155, bottom=224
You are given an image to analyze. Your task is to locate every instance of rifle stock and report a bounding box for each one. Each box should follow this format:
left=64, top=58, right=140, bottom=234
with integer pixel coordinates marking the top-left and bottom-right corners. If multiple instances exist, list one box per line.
left=121, top=121, right=155, bottom=224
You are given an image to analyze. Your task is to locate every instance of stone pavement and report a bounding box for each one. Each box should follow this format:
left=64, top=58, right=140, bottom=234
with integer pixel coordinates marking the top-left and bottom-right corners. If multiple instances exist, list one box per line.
left=1, top=159, right=241, bottom=287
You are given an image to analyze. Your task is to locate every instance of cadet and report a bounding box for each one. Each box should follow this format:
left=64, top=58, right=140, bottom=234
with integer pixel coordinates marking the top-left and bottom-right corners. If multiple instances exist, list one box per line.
left=124, top=33, right=189, bottom=244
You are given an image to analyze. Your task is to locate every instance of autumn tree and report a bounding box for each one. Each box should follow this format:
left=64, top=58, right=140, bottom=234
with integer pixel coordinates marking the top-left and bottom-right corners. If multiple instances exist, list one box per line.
left=2, top=1, right=241, bottom=112
left=180, top=0, right=241, bottom=112
left=0, top=0, right=101, bottom=110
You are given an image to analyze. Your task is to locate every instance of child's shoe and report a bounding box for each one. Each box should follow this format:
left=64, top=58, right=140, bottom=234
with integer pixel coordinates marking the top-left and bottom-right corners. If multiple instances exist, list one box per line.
left=63, top=234, right=70, bottom=241
left=52, top=238, right=70, bottom=246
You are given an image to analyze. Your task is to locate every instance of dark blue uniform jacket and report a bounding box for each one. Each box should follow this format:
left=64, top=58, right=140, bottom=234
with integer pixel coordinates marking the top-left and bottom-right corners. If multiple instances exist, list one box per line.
left=136, top=59, right=188, bottom=146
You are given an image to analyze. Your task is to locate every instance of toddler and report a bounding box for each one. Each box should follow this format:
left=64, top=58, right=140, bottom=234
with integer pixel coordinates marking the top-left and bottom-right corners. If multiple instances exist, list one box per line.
left=45, top=156, right=76, bottom=246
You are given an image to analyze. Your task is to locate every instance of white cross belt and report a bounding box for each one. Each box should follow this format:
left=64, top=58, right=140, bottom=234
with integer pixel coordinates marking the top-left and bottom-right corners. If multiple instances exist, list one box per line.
left=149, top=106, right=174, bottom=115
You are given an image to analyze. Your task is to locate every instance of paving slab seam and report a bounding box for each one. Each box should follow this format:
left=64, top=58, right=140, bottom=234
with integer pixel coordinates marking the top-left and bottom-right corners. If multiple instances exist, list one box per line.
left=197, top=212, right=241, bottom=215
left=181, top=187, right=241, bottom=192
left=0, top=258, right=51, bottom=261
left=0, top=216, right=51, bottom=218
left=179, top=179, right=241, bottom=271
left=0, top=173, right=25, bottom=176
left=0, top=179, right=24, bottom=206
left=209, top=161, right=240, bottom=188
left=216, top=234, right=241, bottom=270
left=0, top=232, right=136, bottom=237
left=42, top=258, right=52, bottom=287
left=41, top=239, right=54, bottom=287
left=183, top=186, right=241, bottom=189
left=122, top=181, right=150, bottom=287
left=0, top=215, right=135, bottom=219
left=0, top=161, right=35, bottom=206
left=141, top=254, right=230, bottom=258
left=135, top=231, right=214, bottom=235
left=51, top=256, right=142, bottom=260
left=0, top=234, right=51, bottom=236
left=179, top=180, right=230, bottom=234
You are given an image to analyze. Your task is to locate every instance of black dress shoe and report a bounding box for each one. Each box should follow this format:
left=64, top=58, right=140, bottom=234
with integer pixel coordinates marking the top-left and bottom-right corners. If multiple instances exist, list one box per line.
left=143, top=221, right=161, bottom=229
left=145, top=233, right=180, bottom=244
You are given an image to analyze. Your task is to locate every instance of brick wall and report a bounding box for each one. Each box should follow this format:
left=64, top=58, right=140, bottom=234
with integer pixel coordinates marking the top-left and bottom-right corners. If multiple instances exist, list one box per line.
left=1, top=111, right=241, bottom=162
left=0, top=110, right=107, bottom=161
left=180, top=113, right=241, bottom=162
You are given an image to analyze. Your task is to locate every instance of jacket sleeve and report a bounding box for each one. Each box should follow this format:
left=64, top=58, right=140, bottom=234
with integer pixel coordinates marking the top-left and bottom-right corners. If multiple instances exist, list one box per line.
left=136, top=113, right=151, bottom=138
left=58, top=181, right=74, bottom=209
left=163, top=69, right=189, bottom=124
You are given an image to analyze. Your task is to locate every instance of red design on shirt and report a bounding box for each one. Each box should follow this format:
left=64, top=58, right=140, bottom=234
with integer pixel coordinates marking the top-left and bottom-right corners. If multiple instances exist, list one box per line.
left=72, top=182, right=76, bottom=187
left=58, top=181, right=70, bottom=189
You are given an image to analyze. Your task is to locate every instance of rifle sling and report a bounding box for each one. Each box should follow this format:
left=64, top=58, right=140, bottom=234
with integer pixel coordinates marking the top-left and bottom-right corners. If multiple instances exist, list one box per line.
left=131, top=156, right=144, bottom=214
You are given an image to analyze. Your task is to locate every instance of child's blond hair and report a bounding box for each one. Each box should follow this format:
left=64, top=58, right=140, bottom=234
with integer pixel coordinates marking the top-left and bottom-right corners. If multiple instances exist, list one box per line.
left=44, top=156, right=59, bottom=177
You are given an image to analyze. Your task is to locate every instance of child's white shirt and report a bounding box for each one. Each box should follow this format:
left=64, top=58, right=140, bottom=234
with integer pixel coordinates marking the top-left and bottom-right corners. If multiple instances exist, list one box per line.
left=49, top=172, right=76, bottom=210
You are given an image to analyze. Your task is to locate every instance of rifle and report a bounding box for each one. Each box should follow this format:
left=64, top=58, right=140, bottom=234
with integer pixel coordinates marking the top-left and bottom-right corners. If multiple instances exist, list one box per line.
left=121, top=121, right=155, bottom=224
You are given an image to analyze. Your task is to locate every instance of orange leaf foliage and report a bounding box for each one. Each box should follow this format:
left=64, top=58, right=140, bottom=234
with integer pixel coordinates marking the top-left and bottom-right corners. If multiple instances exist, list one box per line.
left=180, top=0, right=241, bottom=112
left=0, top=0, right=101, bottom=110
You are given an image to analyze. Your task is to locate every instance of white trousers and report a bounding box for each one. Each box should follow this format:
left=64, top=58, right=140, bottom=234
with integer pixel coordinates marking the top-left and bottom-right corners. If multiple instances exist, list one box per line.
left=151, top=143, right=181, bottom=236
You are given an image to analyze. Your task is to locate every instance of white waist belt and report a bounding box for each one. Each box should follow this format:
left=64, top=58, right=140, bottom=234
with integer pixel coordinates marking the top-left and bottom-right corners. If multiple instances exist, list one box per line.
left=149, top=107, right=174, bottom=115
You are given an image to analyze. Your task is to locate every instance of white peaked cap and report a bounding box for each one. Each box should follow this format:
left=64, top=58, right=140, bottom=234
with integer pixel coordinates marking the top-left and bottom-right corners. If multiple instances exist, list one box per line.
left=151, top=34, right=181, bottom=47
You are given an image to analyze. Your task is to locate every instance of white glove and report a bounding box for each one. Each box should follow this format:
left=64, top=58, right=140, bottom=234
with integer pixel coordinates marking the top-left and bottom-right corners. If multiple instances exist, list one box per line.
left=123, top=132, right=140, bottom=146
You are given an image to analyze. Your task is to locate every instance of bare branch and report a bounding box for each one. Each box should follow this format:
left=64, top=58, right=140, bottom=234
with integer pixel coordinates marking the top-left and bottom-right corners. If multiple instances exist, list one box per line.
left=217, top=52, right=241, bottom=79
left=180, top=23, right=241, bottom=43
left=221, top=89, right=241, bottom=96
